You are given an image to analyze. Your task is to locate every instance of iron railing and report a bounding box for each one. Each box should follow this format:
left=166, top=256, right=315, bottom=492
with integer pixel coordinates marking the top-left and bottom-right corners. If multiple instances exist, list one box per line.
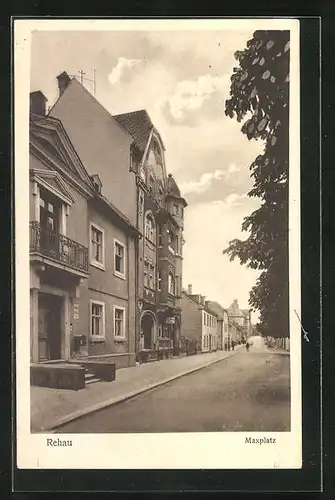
left=30, top=221, right=89, bottom=272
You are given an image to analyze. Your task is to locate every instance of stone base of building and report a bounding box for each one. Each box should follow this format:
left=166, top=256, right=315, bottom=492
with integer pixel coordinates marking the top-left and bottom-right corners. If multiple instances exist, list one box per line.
left=138, top=347, right=174, bottom=363
left=31, top=363, right=85, bottom=390
left=83, top=352, right=136, bottom=370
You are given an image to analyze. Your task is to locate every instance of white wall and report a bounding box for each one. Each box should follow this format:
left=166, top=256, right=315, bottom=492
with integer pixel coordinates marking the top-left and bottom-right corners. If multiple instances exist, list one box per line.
left=201, top=310, right=218, bottom=352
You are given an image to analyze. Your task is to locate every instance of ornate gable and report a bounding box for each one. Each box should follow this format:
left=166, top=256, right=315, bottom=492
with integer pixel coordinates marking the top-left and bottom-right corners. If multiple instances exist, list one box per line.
left=144, top=135, right=167, bottom=186
left=30, top=168, right=76, bottom=205
left=30, top=116, right=94, bottom=189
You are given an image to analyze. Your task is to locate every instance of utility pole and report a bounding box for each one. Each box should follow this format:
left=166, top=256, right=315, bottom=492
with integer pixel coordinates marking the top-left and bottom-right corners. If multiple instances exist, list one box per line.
left=78, top=70, right=86, bottom=85
left=93, top=69, right=96, bottom=96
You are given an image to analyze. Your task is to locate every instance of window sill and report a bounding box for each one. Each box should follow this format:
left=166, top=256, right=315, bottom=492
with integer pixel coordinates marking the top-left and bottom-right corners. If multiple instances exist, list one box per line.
left=114, top=336, right=126, bottom=342
left=90, top=337, right=106, bottom=343
left=114, top=271, right=126, bottom=280
left=91, top=260, right=105, bottom=271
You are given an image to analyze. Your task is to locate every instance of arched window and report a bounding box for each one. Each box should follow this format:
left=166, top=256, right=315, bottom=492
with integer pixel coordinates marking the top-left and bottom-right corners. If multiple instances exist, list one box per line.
left=145, top=213, right=155, bottom=243
left=168, top=273, right=174, bottom=295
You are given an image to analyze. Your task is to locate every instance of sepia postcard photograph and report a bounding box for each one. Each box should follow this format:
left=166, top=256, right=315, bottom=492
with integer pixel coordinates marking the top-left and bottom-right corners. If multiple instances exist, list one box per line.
left=15, top=18, right=301, bottom=470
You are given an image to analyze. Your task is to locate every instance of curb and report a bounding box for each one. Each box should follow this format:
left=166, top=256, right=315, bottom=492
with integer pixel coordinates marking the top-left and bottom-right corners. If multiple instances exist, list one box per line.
left=39, top=349, right=241, bottom=433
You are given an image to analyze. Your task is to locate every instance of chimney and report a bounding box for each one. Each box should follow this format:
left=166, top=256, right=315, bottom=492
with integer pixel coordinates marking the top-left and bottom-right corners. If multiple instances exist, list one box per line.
left=30, top=91, right=48, bottom=116
left=187, top=284, right=192, bottom=295
left=56, top=71, right=71, bottom=97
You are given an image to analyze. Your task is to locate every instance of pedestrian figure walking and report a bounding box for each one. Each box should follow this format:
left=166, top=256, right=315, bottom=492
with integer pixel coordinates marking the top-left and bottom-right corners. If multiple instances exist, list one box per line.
left=246, top=342, right=250, bottom=352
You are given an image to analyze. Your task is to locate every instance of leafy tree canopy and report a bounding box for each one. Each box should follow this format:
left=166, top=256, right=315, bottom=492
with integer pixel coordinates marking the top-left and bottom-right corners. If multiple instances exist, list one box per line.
left=223, top=30, right=290, bottom=338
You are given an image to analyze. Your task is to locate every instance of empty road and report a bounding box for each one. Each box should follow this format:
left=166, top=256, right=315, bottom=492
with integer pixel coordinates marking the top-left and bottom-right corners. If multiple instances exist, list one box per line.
left=57, top=341, right=290, bottom=433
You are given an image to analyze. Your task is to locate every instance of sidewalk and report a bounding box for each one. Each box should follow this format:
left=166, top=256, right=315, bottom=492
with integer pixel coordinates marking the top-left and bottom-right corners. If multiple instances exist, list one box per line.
left=31, top=347, right=242, bottom=432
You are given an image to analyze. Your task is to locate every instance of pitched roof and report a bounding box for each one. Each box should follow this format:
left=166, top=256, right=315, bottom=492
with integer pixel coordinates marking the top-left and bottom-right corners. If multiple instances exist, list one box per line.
left=206, top=301, right=227, bottom=319
left=167, top=173, right=181, bottom=197
left=113, top=109, right=153, bottom=152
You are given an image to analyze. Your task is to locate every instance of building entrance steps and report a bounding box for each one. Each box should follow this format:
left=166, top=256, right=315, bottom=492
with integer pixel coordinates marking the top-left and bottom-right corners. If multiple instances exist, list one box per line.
left=31, top=347, right=243, bottom=432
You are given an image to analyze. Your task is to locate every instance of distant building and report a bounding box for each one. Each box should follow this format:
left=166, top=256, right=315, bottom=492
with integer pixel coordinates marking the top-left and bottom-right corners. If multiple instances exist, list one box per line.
left=205, top=301, right=229, bottom=350
left=228, top=299, right=251, bottom=341
left=181, top=285, right=218, bottom=353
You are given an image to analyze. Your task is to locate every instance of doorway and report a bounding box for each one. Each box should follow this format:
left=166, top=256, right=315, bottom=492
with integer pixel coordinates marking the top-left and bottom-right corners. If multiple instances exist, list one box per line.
left=38, top=293, right=63, bottom=361
left=141, top=313, right=155, bottom=349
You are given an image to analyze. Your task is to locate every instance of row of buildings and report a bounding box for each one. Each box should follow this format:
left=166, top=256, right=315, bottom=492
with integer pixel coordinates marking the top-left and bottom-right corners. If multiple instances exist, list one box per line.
left=181, top=288, right=251, bottom=353
left=29, top=71, right=186, bottom=371
left=29, top=71, right=252, bottom=383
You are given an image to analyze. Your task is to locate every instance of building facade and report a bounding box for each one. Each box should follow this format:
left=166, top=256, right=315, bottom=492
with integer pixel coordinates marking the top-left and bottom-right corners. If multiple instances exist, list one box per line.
left=206, top=301, right=229, bottom=350
left=113, top=110, right=187, bottom=362
left=228, top=299, right=252, bottom=342
left=29, top=92, right=140, bottom=370
left=31, top=72, right=186, bottom=365
left=181, top=286, right=218, bottom=353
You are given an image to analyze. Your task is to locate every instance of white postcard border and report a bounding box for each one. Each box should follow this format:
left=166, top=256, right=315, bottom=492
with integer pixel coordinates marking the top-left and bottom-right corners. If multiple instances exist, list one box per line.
left=14, top=18, right=301, bottom=470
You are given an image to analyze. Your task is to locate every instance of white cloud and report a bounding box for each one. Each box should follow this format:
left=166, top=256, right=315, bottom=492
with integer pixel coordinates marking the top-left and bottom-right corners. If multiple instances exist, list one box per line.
left=108, top=57, right=142, bottom=85
left=212, top=193, right=249, bottom=209
left=160, top=73, right=230, bottom=120
left=179, top=164, right=240, bottom=196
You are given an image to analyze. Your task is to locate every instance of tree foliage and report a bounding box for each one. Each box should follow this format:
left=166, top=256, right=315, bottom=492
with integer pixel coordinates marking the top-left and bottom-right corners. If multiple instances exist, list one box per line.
left=223, top=30, right=290, bottom=338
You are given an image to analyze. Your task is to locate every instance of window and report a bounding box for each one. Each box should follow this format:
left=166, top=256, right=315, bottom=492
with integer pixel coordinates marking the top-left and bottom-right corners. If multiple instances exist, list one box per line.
left=175, top=235, right=179, bottom=254
left=145, top=213, right=155, bottom=243
left=40, top=188, right=61, bottom=234
left=168, top=231, right=175, bottom=254
left=174, top=276, right=179, bottom=296
left=168, top=273, right=174, bottom=295
left=138, top=193, right=144, bottom=215
left=157, top=269, right=162, bottom=291
left=114, top=240, right=125, bottom=278
left=173, top=203, right=179, bottom=215
left=90, top=223, right=105, bottom=269
left=158, top=225, right=163, bottom=247
left=114, top=306, right=126, bottom=339
left=90, top=301, right=105, bottom=340
left=144, top=262, right=149, bottom=288
left=158, top=325, right=163, bottom=338
left=148, top=264, right=155, bottom=290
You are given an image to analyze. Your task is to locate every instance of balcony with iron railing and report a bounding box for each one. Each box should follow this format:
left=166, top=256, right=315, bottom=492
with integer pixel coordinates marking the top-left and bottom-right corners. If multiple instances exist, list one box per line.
left=30, top=221, right=89, bottom=274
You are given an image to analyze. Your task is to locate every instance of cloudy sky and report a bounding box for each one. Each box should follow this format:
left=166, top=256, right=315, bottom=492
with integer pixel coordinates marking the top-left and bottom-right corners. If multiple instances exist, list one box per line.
left=30, top=27, right=264, bottom=319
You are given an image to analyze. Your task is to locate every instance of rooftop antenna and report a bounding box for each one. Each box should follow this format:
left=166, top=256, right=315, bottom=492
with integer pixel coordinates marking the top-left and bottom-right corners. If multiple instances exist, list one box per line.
left=69, top=70, right=96, bottom=96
